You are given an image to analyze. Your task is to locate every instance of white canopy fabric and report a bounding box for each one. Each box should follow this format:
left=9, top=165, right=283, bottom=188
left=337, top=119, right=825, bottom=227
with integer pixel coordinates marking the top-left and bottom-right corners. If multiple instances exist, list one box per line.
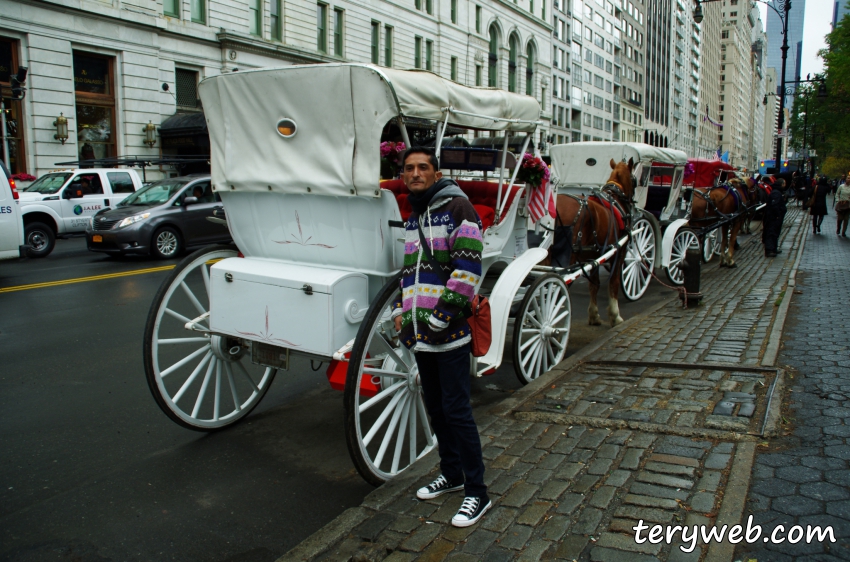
left=199, top=64, right=541, bottom=197
left=549, top=142, right=687, bottom=189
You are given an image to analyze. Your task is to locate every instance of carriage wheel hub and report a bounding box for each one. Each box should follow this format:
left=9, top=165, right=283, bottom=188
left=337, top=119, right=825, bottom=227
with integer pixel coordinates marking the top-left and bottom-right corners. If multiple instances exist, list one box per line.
left=211, top=334, right=245, bottom=361
left=542, top=326, right=561, bottom=339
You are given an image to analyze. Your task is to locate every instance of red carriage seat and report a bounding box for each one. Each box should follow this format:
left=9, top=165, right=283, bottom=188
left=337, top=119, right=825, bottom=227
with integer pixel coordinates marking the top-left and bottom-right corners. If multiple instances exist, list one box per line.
left=380, top=179, right=523, bottom=232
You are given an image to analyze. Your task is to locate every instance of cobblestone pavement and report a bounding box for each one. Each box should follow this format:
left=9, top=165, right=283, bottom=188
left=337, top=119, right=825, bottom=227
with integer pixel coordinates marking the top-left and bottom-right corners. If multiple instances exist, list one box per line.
left=282, top=208, right=807, bottom=562
left=735, top=211, right=850, bottom=562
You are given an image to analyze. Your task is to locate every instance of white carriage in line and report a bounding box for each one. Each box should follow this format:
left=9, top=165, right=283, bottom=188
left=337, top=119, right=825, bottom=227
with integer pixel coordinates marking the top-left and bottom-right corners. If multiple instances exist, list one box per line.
left=548, top=142, right=692, bottom=295
left=145, top=63, right=587, bottom=485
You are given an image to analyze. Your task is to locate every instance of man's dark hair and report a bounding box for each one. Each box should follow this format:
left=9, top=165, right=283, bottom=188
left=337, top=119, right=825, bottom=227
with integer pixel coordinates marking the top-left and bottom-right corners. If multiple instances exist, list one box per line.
left=401, top=146, right=439, bottom=171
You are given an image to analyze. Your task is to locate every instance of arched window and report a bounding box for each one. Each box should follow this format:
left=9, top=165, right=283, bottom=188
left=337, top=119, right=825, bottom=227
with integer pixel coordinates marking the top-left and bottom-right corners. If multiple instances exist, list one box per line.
left=508, top=34, right=519, bottom=93
left=525, top=43, right=535, bottom=96
left=488, top=25, right=499, bottom=88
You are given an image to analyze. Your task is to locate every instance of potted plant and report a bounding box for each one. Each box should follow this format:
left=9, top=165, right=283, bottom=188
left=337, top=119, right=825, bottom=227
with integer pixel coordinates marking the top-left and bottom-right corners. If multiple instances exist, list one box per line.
left=11, top=173, right=36, bottom=190
left=380, top=142, right=406, bottom=180
left=515, top=153, right=550, bottom=188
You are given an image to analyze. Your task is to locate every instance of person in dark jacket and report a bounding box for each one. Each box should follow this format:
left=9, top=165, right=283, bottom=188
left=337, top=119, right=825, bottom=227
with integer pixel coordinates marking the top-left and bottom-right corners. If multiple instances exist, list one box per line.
left=810, top=176, right=830, bottom=234
left=762, top=176, right=786, bottom=257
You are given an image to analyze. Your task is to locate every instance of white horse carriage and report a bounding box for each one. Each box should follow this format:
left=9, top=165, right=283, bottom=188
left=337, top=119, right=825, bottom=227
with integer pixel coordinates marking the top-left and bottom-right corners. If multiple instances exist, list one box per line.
left=144, top=63, right=592, bottom=485
left=548, top=142, right=690, bottom=299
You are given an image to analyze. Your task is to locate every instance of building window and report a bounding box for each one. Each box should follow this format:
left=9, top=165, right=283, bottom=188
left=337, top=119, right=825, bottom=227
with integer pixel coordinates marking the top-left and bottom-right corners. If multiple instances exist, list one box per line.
left=317, top=3, right=327, bottom=53
left=594, top=74, right=603, bottom=88
left=425, top=40, right=433, bottom=71
left=721, top=30, right=729, bottom=39
left=191, top=0, right=205, bottom=23
left=526, top=44, right=535, bottom=96
left=583, top=113, right=591, bottom=126
left=451, top=56, right=458, bottom=81
left=508, top=35, right=518, bottom=92
left=73, top=52, right=117, bottom=162
left=426, top=0, right=433, bottom=14
left=530, top=0, right=534, bottom=15
left=370, top=21, right=379, bottom=63
left=476, top=6, right=482, bottom=33
left=176, top=68, right=200, bottom=109
left=384, top=26, right=393, bottom=66
left=333, top=9, right=344, bottom=56
left=593, top=115, right=603, bottom=129
left=476, top=64, right=482, bottom=86
left=249, top=0, right=261, bottom=35
left=488, top=25, right=499, bottom=87
left=164, top=0, right=179, bottom=18
left=271, top=0, right=282, bottom=40
left=415, top=36, right=422, bottom=68
left=415, top=0, right=421, bottom=9
left=0, top=38, right=26, bottom=174
left=451, top=0, right=457, bottom=23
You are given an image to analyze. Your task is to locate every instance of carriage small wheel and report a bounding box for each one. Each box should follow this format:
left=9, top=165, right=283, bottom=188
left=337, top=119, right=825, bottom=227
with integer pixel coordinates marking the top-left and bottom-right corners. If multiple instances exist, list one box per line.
left=343, top=274, right=437, bottom=486
left=144, top=245, right=277, bottom=430
left=512, top=273, right=571, bottom=385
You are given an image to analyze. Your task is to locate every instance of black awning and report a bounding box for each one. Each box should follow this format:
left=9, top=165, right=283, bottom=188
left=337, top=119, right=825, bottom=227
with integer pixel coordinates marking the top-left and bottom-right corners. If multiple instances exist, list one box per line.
left=159, top=112, right=207, bottom=137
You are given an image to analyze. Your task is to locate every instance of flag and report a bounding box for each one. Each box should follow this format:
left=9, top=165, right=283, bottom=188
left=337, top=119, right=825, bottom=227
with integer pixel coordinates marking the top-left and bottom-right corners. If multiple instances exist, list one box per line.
left=721, top=151, right=730, bottom=163
left=713, top=147, right=722, bottom=161
left=527, top=179, right=555, bottom=224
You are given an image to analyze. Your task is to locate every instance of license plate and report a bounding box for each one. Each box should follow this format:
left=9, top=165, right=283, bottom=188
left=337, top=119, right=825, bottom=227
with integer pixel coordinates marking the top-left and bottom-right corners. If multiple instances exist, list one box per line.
left=251, top=341, right=290, bottom=370
left=92, top=235, right=103, bottom=243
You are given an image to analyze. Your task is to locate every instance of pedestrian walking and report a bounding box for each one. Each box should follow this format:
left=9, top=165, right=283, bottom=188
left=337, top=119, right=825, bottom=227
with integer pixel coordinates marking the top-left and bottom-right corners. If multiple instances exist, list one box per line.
left=762, top=176, right=786, bottom=257
left=836, top=179, right=850, bottom=237
left=809, top=176, right=830, bottom=234
left=391, top=147, right=491, bottom=528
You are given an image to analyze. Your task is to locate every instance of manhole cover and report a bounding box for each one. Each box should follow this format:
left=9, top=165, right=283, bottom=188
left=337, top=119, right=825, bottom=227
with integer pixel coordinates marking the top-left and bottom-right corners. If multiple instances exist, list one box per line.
left=513, top=360, right=780, bottom=438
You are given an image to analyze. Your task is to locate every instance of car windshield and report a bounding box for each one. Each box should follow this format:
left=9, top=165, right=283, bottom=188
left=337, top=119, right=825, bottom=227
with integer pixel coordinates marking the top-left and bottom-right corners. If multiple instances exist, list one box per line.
left=25, top=173, right=73, bottom=194
left=118, top=180, right=188, bottom=207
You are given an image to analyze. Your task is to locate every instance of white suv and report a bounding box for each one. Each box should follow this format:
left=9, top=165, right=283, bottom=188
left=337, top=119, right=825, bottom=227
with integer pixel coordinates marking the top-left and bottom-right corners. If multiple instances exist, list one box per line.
left=0, top=161, right=25, bottom=262
left=19, top=168, right=143, bottom=257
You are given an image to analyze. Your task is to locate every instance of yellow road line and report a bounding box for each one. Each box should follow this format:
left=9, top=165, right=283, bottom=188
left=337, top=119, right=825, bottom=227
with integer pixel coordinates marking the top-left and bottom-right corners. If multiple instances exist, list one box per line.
left=0, top=265, right=176, bottom=294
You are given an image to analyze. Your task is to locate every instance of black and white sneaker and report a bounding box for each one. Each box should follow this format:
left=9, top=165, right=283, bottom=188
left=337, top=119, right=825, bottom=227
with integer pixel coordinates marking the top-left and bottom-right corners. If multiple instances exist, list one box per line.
left=416, top=475, right=464, bottom=500
left=451, top=496, right=492, bottom=527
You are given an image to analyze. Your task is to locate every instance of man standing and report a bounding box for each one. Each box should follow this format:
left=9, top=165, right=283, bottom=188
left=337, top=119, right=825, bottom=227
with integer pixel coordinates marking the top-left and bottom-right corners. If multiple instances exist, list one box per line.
left=762, top=176, right=786, bottom=257
left=391, top=147, right=490, bottom=527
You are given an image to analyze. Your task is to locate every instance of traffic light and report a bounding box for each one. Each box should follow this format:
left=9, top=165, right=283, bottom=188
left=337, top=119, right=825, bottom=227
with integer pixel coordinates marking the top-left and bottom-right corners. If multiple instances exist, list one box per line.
left=10, top=66, right=28, bottom=100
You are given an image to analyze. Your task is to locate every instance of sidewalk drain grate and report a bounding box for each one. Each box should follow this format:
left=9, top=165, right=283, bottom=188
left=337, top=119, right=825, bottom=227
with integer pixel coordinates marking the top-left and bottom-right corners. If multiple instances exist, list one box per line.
left=514, top=360, right=780, bottom=439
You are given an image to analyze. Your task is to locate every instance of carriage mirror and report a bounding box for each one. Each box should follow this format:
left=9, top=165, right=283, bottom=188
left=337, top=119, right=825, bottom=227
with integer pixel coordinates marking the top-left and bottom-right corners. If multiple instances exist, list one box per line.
left=276, top=118, right=297, bottom=138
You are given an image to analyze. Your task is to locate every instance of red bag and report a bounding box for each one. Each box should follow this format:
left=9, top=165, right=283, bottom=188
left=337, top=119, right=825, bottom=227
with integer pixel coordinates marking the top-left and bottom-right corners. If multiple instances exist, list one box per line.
left=466, top=295, right=492, bottom=357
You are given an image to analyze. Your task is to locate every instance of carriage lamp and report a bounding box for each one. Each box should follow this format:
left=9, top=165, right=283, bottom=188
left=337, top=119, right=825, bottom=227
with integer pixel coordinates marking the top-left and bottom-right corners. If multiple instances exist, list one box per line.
left=143, top=121, right=157, bottom=148
left=693, top=2, right=704, bottom=23
left=53, top=113, right=69, bottom=144
left=276, top=118, right=297, bottom=138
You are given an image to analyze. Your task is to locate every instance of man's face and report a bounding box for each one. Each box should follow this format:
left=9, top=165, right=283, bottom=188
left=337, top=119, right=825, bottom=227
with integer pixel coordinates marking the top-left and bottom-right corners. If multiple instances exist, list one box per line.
left=403, top=153, right=442, bottom=195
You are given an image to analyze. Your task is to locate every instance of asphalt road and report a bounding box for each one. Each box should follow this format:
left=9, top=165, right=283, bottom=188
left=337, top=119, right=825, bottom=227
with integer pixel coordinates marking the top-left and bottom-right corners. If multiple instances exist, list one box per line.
left=0, top=235, right=674, bottom=562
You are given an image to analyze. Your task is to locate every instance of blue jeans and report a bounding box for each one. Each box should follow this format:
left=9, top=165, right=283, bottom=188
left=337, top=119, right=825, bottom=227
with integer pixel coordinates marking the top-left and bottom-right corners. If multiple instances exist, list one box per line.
left=415, top=343, right=487, bottom=499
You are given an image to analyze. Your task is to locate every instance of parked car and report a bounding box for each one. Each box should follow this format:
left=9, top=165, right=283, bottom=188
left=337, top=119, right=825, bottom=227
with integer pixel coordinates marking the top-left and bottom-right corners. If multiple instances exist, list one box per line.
left=0, top=161, right=26, bottom=262
left=19, top=168, right=143, bottom=257
left=86, top=175, right=230, bottom=259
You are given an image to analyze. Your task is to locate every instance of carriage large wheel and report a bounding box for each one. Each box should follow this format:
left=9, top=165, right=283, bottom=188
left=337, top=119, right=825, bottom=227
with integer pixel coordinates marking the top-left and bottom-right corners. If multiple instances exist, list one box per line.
left=144, top=245, right=277, bottom=431
left=620, top=216, right=656, bottom=301
left=702, top=229, right=721, bottom=263
left=512, top=273, right=571, bottom=385
left=666, top=229, right=701, bottom=285
left=344, top=275, right=437, bottom=486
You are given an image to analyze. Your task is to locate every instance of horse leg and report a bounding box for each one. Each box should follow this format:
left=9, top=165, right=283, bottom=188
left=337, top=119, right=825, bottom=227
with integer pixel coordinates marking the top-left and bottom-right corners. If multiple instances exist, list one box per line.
left=719, top=227, right=730, bottom=267
left=726, top=221, right=741, bottom=268
left=588, top=267, right=603, bottom=325
left=607, top=255, right=624, bottom=326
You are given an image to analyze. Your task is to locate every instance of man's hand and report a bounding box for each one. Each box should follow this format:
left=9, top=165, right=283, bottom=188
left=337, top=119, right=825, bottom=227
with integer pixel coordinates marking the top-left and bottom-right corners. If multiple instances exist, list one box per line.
left=394, top=315, right=403, bottom=332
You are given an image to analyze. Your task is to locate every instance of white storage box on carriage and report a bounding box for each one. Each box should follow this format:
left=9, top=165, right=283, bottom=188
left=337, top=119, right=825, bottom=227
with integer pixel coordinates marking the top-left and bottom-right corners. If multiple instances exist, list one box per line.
left=208, top=257, right=368, bottom=358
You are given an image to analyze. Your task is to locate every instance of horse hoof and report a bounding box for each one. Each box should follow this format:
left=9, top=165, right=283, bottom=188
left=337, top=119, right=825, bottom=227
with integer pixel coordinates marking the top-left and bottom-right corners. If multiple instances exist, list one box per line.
left=611, top=316, right=624, bottom=327
left=589, top=318, right=602, bottom=326
left=728, top=263, right=738, bottom=269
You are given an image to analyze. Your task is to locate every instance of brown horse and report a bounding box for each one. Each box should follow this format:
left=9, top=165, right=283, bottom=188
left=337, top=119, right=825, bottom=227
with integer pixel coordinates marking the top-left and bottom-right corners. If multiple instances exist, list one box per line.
left=689, top=177, right=757, bottom=268
left=551, top=158, right=635, bottom=326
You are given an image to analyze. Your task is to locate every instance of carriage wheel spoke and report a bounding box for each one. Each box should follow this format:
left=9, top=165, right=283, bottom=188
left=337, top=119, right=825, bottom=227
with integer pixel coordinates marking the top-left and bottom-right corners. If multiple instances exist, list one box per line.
left=372, top=333, right=411, bottom=371
left=375, top=391, right=409, bottom=469
left=158, top=337, right=210, bottom=345
left=362, top=367, right=410, bottom=379
left=164, top=307, right=194, bottom=326
left=416, top=395, right=435, bottom=447
left=409, top=394, right=418, bottom=464
left=522, top=338, right=543, bottom=371
left=391, top=394, right=413, bottom=475
left=550, top=336, right=566, bottom=351
left=180, top=281, right=207, bottom=317
left=213, top=362, right=222, bottom=421
left=172, top=351, right=213, bottom=403
left=520, top=333, right=541, bottom=353
left=226, top=363, right=242, bottom=412
left=161, top=345, right=210, bottom=378
left=359, top=381, right=405, bottom=415
left=362, top=389, right=406, bottom=447
left=201, top=264, right=211, bottom=299
left=191, top=359, right=216, bottom=418
left=235, top=361, right=260, bottom=394
left=551, top=307, right=570, bottom=326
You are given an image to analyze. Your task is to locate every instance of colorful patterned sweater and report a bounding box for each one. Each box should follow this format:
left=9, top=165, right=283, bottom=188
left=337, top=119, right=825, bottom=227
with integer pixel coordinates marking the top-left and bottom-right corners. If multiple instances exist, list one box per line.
left=392, top=187, right=484, bottom=352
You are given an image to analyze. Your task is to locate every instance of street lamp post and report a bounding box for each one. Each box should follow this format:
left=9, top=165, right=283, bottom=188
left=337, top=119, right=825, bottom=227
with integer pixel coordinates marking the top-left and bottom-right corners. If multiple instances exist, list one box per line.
left=694, top=0, right=791, bottom=173
left=762, top=77, right=826, bottom=177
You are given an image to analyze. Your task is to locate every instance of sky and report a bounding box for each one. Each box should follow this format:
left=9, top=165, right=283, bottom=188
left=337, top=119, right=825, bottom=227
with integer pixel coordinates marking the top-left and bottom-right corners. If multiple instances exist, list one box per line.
left=758, top=0, right=832, bottom=77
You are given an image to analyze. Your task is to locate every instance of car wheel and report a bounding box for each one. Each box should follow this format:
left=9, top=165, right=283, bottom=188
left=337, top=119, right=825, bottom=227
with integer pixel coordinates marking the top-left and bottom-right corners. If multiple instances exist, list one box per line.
left=25, top=222, right=56, bottom=258
left=152, top=227, right=182, bottom=259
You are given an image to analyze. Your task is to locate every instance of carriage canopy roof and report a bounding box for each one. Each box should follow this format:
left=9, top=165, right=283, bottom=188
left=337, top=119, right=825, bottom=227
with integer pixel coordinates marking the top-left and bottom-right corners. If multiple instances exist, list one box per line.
left=548, top=142, right=688, bottom=188
left=199, top=64, right=541, bottom=197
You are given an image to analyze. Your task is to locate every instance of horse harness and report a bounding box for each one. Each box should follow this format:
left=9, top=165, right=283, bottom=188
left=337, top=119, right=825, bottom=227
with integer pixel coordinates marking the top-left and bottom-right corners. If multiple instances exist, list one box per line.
left=560, top=181, right=632, bottom=256
left=691, top=183, right=749, bottom=221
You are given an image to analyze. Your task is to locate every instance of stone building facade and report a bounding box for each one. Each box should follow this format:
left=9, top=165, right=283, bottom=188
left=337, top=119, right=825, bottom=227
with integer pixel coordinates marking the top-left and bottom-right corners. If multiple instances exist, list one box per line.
left=696, top=0, right=721, bottom=158
left=0, top=0, right=551, bottom=177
